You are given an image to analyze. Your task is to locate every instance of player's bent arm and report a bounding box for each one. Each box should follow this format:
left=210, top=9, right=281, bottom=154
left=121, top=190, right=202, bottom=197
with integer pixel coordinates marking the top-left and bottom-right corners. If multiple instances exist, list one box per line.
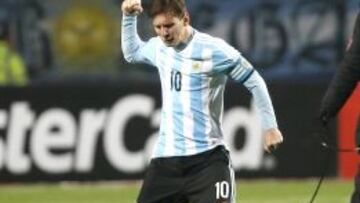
left=215, top=38, right=283, bottom=150
left=243, top=71, right=278, bottom=131
left=242, top=71, right=283, bottom=152
left=216, top=40, right=278, bottom=130
left=121, top=15, right=146, bottom=63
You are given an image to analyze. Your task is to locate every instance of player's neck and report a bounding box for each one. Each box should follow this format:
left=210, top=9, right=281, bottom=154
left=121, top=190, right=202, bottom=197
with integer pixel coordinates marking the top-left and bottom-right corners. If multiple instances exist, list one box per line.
left=174, top=26, right=194, bottom=51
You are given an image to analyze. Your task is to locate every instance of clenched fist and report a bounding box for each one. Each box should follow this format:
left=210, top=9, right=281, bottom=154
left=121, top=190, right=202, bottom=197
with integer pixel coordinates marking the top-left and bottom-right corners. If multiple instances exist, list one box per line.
left=122, top=0, right=143, bottom=16
left=264, top=128, right=283, bottom=153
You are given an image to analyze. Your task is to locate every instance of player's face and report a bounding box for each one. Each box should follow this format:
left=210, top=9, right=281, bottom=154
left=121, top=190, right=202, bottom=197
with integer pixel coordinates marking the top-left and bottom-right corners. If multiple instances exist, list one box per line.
left=152, top=13, right=189, bottom=47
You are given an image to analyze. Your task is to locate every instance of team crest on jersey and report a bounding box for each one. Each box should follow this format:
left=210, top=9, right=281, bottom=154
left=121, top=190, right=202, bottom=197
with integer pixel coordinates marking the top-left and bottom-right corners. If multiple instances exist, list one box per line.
left=192, top=61, right=202, bottom=71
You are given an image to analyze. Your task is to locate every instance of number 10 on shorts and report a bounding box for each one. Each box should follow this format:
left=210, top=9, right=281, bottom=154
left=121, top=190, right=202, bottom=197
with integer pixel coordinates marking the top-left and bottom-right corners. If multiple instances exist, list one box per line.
left=215, top=181, right=230, bottom=199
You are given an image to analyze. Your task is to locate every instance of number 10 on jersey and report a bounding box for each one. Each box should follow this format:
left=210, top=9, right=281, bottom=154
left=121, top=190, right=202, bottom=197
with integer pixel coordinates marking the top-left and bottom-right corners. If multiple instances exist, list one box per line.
left=170, top=70, right=182, bottom=91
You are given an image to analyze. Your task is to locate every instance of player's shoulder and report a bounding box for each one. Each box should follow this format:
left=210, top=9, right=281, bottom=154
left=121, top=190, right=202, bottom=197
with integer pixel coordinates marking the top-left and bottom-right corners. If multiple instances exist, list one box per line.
left=148, top=37, right=162, bottom=46
left=195, top=31, right=228, bottom=47
left=142, top=37, right=165, bottom=52
left=195, top=31, right=239, bottom=59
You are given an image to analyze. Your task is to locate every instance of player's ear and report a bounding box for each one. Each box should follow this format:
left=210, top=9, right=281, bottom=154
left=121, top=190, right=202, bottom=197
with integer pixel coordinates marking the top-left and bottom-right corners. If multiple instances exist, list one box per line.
left=183, top=12, right=190, bottom=25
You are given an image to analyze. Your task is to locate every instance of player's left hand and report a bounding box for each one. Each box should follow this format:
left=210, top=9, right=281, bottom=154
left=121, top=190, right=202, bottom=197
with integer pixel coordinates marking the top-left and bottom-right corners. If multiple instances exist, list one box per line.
left=264, top=128, right=283, bottom=153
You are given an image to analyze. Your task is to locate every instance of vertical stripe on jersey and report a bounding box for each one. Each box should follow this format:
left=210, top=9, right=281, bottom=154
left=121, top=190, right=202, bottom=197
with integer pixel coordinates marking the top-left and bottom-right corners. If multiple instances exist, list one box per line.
left=190, top=43, right=208, bottom=152
left=181, top=45, right=197, bottom=155
left=200, top=48, right=213, bottom=151
left=171, top=51, right=186, bottom=156
left=162, top=48, right=177, bottom=156
left=154, top=48, right=167, bottom=157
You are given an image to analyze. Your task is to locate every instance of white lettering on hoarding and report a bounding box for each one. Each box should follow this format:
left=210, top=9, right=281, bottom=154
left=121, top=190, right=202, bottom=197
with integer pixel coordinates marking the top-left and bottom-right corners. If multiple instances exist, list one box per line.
left=0, top=110, right=6, bottom=169
left=0, top=95, right=268, bottom=175
left=32, top=109, right=76, bottom=173
left=75, top=110, right=107, bottom=172
left=104, top=95, right=154, bottom=173
left=223, top=102, right=263, bottom=170
left=7, top=103, right=33, bottom=174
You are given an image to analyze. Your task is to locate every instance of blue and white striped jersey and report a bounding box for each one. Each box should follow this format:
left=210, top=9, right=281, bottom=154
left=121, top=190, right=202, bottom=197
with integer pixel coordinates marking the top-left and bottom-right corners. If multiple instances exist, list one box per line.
left=122, top=15, right=278, bottom=158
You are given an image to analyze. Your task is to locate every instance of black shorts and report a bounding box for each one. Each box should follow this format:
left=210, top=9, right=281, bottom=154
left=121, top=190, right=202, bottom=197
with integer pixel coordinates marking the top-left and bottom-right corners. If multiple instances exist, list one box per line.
left=137, top=146, right=235, bottom=203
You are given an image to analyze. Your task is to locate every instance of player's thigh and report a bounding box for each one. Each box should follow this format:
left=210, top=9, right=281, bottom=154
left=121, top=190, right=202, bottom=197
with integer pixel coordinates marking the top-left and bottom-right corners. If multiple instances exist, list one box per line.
left=137, top=159, right=185, bottom=203
left=186, top=152, right=235, bottom=203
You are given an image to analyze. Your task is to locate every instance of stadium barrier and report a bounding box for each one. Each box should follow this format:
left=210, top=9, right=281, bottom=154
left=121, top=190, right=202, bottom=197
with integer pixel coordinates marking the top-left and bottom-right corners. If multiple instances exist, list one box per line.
left=0, top=81, right=337, bottom=182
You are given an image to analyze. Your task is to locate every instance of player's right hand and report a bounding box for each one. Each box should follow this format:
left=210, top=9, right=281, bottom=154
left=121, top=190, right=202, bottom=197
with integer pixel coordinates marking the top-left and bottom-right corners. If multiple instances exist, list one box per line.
left=264, top=128, right=283, bottom=153
left=122, top=0, right=143, bottom=16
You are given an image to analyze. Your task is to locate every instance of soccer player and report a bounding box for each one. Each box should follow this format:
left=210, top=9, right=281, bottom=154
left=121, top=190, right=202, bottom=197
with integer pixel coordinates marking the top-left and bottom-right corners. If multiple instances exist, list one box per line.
left=319, top=13, right=360, bottom=203
left=121, top=0, right=283, bottom=202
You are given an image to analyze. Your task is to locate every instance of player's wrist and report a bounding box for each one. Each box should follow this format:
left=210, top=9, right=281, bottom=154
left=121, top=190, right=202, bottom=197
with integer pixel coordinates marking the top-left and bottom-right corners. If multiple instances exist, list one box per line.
left=123, top=10, right=141, bottom=16
left=122, top=13, right=138, bottom=24
left=263, top=125, right=279, bottom=133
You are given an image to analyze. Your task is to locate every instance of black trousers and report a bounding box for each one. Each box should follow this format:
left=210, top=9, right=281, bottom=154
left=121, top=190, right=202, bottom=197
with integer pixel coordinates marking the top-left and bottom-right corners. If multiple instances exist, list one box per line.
left=137, top=146, right=235, bottom=203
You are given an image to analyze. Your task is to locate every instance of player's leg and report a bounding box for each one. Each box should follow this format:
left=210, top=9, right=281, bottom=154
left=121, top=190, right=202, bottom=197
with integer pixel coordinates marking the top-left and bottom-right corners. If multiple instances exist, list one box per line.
left=185, top=146, right=235, bottom=203
left=137, top=158, right=187, bottom=203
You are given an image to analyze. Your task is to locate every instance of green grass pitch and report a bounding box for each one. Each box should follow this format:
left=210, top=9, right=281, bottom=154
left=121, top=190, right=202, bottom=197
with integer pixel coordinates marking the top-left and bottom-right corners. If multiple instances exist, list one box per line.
left=0, top=179, right=353, bottom=203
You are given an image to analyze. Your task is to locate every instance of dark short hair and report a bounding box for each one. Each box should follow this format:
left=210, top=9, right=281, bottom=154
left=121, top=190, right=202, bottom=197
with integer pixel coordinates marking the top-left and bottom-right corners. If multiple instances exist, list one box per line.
left=148, top=0, right=187, bottom=19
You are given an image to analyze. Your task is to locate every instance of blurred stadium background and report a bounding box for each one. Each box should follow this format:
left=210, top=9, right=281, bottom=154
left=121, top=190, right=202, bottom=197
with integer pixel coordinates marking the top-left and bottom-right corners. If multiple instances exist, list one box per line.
left=0, top=0, right=359, bottom=202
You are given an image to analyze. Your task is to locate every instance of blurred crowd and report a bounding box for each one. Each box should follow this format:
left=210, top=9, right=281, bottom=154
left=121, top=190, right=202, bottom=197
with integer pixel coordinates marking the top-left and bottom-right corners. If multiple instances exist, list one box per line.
left=0, top=0, right=357, bottom=86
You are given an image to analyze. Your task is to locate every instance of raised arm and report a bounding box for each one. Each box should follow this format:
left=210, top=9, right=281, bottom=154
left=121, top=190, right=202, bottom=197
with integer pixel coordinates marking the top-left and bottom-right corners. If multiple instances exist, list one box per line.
left=121, top=0, right=150, bottom=64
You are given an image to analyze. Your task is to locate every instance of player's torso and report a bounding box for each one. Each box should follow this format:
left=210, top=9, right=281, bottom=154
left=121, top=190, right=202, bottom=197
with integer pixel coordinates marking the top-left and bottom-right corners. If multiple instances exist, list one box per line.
left=155, top=40, right=225, bottom=91
left=155, top=41, right=226, bottom=114
left=152, top=39, right=227, bottom=157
